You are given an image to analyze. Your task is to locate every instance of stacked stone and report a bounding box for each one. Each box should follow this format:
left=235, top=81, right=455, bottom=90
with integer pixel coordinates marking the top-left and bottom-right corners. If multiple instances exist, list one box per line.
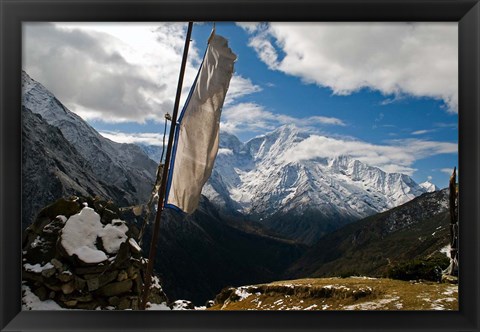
left=22, top=197, right=168, bottom=310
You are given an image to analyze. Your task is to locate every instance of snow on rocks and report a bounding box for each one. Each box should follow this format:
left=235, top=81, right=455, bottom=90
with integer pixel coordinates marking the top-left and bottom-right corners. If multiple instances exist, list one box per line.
left=99, top=221, right=128, bottom=254
left=24, top=262, right=54, bottom=273
left=60, top=208, right=130, bottom=263
left=60, top=207, right=107, bottom=263
left=22, top=197, right=169, bottom=310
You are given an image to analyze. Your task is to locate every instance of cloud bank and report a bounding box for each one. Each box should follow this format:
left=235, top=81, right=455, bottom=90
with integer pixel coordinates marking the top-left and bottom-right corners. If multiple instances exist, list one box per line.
left=23, top=22, right=259, bottom=123
left=281, top=135, right=457, bottom=175
left=240, top=22, right=458, bottom=112
left=221, top=102, right=345, bottom=135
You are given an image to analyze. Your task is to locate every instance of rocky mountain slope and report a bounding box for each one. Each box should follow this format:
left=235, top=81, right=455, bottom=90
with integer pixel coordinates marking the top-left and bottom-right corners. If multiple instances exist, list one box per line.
left=22, top=71, right=157, bottom=209
left=286, top=189, right=450, bottom=279
left=200, top=125, right=428, bottom=244
left=22, top=108, right=128, bottom=229
left=22, top=72, right=158, bottom=227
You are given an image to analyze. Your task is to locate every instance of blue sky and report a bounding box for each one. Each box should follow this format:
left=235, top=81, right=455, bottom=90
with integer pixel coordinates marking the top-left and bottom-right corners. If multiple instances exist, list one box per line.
left=23, top=22, right=458, bottom=188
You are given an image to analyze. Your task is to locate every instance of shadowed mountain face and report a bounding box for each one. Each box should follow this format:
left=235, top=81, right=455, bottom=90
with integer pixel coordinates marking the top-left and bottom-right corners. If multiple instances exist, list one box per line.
left=22, top=71, right=157, bottom=227
left=285, top=189, right=450, bottom=279
left=22, top=107, right=130, bottom=229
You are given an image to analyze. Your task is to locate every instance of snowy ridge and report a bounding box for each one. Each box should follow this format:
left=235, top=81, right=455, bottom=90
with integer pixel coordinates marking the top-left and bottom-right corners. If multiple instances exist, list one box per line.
left=205, top=125, right=426, bottom=217
left=202, top=125, right=428, bottom=242
left=22, top=71, right=157, bottom=205
left=419, top=181, right=439, bottom=193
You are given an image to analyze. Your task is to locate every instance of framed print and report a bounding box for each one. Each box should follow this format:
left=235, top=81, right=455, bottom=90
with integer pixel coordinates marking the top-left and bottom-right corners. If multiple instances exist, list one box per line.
left=1, top=0, right=479, bottom=331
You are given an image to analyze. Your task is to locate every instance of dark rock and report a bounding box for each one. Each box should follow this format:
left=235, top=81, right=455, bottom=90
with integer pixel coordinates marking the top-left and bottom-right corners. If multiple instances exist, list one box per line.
left=118, top=297, right=132, bottom=310
left=85, top=270, right=118, bottom=291
left=132, top=275, right=143, bottom=295
left=37, top=198, right=81, bottom=221
left=41, top=266, right=56, bottom=278
left=101, top=208, right=118, bottom=225
left=58, top=271, right=74, bottom=283
left=108, top=296, right=120, bottom=306
left=117, top=270, right=128, bottom=282
left=50, top=258, right=63, bottom=270
left=23, top=271, right=44, bottom=283
left=112, top=242, right=131, bottom=268
left=87, top=278, right=100, bottom=292
left=61, top=281, right=75, bottom=295
left=130, top=296, right=139, bottom=310
left=64, top=300, right=78, bottom=307
left=126, top=265, right=137, bottom=279
left=75, top=265, right=111, bottom=275
left=44, top=280, right=62, bottom=292
left=72, top=293, right=93, bottom=302
left=74, top=276, right=87, bottom=291
left=33, top=286, right=48, bottom=301
left=96, top=279, right=133, bottom=297
left=75, top=301, right=100, bottom=310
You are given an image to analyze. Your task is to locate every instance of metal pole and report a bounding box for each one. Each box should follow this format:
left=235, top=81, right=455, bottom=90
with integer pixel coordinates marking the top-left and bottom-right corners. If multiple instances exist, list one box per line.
left=139, top=21, right=193, bottom=310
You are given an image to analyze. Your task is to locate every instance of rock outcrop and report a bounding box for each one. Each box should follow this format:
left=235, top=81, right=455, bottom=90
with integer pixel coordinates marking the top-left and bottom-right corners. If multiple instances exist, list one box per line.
left=22, top=197, right=168, bottom=310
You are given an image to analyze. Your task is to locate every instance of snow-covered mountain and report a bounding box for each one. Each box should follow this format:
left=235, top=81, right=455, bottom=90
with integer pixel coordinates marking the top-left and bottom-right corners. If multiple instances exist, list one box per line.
left=22, top=71, right=157, bottom=207
left=419, top=181, right=439, bottom=193
left=202, top=125, right=429, bottom=244
left=22, top=107, right=130, bottom=228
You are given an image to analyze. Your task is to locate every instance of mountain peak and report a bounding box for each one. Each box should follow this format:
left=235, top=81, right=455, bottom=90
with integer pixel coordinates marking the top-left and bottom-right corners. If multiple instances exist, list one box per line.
left=205, top=128, right=428, bottom=244
left=419, top=181, right=439, bottom=192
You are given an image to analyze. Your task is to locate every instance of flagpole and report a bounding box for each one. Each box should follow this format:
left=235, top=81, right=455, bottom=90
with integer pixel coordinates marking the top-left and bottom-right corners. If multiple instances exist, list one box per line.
left=139, top=21, right=193, bottom=310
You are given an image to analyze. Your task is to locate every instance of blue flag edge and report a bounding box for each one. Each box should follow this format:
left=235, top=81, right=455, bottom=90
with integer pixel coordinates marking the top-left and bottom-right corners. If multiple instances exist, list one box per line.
left=163, top=42, right=209, bottom=213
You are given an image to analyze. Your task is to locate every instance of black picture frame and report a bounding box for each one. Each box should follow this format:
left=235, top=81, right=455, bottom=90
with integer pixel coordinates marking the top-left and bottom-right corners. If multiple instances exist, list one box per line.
left=1, top=0, right=479, bottom=331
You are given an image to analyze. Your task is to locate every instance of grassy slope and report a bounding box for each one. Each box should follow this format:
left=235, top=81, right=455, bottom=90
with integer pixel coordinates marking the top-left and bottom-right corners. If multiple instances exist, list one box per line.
left=209, top=277, right=458, bottom=311
left=286, top=190, right=451, bottom=279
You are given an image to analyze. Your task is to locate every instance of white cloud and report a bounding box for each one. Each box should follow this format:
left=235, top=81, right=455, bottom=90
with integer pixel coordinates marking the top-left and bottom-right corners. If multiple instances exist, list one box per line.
left=225, top=75, right=262, bottom=105
left=411, top=129, right=436, bottom=135
left=221, top=102, right=345, bottom=134
left=24, top=22, right=254, bottom=125
left=440, top=168, right=457, bottom=176
left=99, top=131, right=166, bottom=146
left=281, top=135, right=457, bottom=175
left=241, top=22, right=458, bottom=112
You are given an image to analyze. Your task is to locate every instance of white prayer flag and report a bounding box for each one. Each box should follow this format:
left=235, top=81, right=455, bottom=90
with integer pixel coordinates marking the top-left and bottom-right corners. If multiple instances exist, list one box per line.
left=164, top=32, right=237, bottom=214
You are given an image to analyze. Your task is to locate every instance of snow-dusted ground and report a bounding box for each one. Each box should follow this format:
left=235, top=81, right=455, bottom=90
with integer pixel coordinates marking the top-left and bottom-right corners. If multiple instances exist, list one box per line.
left=211, top=278, right=458, bottom=311
left=22, top=283, right=202, bottom=311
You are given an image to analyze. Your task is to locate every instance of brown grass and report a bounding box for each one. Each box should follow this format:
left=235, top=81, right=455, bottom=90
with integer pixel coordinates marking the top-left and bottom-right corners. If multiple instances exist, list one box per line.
left=208, top=277, right=458, bottom=311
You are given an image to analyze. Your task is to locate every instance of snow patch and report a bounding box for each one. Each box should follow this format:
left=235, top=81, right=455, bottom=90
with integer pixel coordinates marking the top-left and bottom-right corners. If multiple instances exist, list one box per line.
left=61, top=207, right=107, bottom=263
left=218, top=148, right=233, bottom=155
left=61, top=207, right=131, bottom=263
left=22, top=284, right=65, bottom=310
left=145, top=302, right=171, bottom=310
left=343, top=295, right=400, bottom=310
left=440, top=245, right=451, bottom=257
left=235, top=287, right=253, bottom=301
left=128, top=238, right=142, bottom=252
left=23, top=262, right=54, bottom=273
left=99, top=222, right=128, bottom=254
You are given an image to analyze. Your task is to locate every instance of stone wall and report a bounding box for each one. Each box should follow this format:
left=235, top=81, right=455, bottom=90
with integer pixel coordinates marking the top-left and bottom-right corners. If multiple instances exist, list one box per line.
left=22, top=197, right=168, bottom=310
